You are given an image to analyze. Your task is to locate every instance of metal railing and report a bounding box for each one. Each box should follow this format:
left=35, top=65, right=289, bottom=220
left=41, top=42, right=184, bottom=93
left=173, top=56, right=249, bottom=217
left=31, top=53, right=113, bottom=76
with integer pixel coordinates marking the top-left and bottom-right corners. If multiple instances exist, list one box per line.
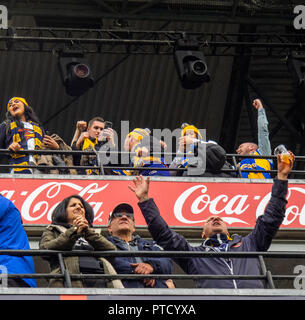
left=0, top=149, right=304, bottom=178
left=1, top=249, right=305, bottom=289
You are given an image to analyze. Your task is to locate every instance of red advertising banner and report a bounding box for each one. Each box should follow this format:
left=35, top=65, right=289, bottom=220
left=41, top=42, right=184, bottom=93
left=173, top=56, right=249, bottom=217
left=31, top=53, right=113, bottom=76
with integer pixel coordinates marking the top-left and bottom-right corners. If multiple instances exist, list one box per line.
left=0, top=178, right=304, bottom=228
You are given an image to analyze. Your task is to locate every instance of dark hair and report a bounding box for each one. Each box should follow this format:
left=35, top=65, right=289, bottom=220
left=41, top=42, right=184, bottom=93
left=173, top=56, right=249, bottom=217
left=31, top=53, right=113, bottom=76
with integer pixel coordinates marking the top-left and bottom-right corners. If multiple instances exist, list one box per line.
left=88, top=116, right=105, bottom=129
left=4, top=105, right=44, bottom=133
left=51, top=194, right=94, bottom=227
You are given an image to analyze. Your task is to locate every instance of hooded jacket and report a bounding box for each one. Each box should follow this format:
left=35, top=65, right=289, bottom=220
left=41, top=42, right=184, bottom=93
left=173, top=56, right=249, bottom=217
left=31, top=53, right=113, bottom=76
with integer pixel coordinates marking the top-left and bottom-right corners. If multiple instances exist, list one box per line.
left=138, top=178, right=288, bottom=289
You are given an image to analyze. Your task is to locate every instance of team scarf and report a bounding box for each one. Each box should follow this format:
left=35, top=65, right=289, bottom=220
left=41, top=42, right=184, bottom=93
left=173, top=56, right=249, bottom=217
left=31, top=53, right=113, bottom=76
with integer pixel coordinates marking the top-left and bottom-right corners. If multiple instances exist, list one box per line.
left=204, top=233, right=233, bottom=251
left=237, top=149, right=273, bottom=179
left=82, top=137, right=100, bottom=175
left=9, top=120, right=43, bottom=173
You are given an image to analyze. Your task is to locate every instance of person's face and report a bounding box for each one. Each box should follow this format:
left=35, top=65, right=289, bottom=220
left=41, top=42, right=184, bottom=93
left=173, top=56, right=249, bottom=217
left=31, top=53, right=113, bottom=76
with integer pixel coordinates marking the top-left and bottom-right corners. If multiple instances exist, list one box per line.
left=66, top=197, right=86, bottom=225
left=202, top=216, right=228, bottom=239
left=108, top=211, right=135, bottom=236
left=124, top=136, right=131, bottom=152
left=236, top=143, right=253, bottom=155
left=87, top=121, right=105, bottom=140
left=184, top=129, right=197, bottom=139
left=8, top=99, right=26, bottom=119
left=124, top=135, right=138, bottom=152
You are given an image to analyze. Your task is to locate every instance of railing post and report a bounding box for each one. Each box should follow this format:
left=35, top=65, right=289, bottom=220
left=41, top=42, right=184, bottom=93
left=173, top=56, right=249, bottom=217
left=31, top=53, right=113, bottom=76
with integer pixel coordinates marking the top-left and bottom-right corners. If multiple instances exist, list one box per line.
left=231, top=155, right=242, bottom=178
left=259, top=255, right=275, bottom=289
left=58, top=253, right=72, bottom=288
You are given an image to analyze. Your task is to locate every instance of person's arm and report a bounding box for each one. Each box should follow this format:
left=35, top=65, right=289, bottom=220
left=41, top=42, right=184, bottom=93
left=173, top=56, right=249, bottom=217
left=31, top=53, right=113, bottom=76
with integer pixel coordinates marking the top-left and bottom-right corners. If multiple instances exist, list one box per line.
left=70, top=121, right=87, bottom=147
left=144, top=245, right=173, bottom=275
left=42, top=135, right=59, bottom=150
left=247, top=152, right=294, bottom=251
left=254, top=99, right=271, bottom=156
left=129, top=176, right=193, bottom=252
left=39, top=226, right=80, bottom=250
left=83, top=228, right=117, bottom=251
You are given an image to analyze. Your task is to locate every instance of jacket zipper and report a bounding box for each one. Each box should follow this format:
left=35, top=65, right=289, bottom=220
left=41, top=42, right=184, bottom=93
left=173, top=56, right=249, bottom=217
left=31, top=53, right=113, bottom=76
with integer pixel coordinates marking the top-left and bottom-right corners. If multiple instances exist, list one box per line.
left=223, top=258, right=237, bottom=289
left=208, top=245, right=238, bottom=289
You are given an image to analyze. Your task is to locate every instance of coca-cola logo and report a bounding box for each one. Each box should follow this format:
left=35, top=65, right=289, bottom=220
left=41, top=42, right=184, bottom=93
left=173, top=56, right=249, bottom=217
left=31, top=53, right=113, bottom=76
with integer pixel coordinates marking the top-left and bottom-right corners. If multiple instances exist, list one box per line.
left=1, top=181, right=109, bottom=224
left=173, top=184, right=305, bottom=227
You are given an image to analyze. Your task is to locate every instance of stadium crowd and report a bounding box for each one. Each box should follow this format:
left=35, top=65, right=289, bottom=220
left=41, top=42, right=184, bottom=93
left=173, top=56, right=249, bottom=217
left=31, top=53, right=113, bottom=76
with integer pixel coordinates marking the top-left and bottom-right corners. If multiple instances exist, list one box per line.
left=0, top=96, right=278, bottom=179
left=0, top=96, right=296, bottom=289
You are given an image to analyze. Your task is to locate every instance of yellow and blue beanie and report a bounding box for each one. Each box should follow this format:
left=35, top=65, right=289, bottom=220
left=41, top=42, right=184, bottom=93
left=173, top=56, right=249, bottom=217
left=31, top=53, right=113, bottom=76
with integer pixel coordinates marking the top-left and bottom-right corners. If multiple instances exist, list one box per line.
left=181, top=123, right=202, bottom=139
left=128, top=128, right=151, bottom=141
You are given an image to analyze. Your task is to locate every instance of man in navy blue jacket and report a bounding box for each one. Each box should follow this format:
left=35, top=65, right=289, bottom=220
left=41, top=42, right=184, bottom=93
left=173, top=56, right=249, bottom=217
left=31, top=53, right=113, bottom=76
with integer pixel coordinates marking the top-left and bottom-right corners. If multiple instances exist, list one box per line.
left=106, top=202, right=173, bottom=288
left=128, top=152, right=294, bottom=289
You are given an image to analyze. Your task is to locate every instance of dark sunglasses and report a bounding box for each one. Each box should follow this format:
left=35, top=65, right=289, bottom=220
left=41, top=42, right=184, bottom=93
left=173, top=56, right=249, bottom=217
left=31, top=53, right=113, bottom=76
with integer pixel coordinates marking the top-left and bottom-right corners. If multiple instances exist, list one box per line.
left=112, top=212, right=134, bottom=219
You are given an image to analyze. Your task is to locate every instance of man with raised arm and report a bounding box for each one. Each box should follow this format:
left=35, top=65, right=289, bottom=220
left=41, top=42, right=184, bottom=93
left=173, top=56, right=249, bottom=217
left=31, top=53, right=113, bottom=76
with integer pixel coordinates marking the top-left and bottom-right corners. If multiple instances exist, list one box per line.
left=128, top=152, right=294, bottom=288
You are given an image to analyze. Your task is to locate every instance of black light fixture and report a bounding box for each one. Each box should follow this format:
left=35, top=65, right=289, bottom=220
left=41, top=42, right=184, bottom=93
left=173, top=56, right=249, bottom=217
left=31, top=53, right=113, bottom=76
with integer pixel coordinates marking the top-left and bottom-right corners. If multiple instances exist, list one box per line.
left=174, top=38, right=210, bottom=89
left=58, top=49, right=94, bottom=96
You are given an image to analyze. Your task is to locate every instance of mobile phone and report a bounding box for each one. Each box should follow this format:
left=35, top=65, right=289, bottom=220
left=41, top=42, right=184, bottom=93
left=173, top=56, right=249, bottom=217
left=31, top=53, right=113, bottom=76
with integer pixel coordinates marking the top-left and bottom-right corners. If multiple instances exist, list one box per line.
left=104, top=121, right=113, bottom=129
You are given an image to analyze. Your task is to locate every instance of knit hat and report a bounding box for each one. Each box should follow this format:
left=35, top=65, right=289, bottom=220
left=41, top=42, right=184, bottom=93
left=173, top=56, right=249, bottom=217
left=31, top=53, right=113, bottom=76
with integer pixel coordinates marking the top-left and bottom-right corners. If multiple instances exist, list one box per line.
left=7, top=97, right=29, bottom=111
left=181, top=123, right=202, bottom=139
left=128, top=128, right=151, bottom=141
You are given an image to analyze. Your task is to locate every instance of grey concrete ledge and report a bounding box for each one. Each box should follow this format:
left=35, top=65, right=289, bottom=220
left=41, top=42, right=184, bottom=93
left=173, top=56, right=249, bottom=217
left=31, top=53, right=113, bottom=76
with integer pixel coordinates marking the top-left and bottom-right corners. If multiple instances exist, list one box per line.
left=0, top=288, right=305, bottom=300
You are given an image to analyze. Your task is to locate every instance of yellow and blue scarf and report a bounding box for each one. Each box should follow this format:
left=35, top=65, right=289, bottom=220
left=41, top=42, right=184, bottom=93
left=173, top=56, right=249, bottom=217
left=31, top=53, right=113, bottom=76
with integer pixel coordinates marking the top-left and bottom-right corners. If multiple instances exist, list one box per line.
left=82, top=137, right=100, bottom=175
left=237, top=149, right=273, bottom=179
left=9, top=120, right=43, bottom=173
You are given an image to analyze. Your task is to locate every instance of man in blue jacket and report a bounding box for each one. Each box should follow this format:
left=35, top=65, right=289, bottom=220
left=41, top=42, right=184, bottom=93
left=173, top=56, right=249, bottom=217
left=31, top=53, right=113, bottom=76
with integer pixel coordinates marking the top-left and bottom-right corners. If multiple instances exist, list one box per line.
left=0, top=195, right=36, bottom=287
left=128, top=152, right=294, bottom=289
left=106, top=202, right=173, bottom=288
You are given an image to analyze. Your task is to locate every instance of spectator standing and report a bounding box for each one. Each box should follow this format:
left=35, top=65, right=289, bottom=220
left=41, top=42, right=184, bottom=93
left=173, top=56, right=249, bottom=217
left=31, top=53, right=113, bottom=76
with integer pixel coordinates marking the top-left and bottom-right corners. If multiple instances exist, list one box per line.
left=236, top=99, right=273, bottom=179
left=71, top=117, right=115, bottom=175
left=113, top=128, right=170, bottom=176
left=0, top=97, right=44, bottom=173
left=0, top=194, right=36, bottom=287
left=170, top=123, right=233, bottom=177
left=128, top=151, right=294, bottom=288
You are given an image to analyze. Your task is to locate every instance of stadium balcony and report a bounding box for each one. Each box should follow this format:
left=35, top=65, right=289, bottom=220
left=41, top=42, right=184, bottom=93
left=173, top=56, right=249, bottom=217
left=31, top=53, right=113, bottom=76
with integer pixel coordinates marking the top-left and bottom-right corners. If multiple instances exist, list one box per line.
left=0, top=149, right=304, bottom=300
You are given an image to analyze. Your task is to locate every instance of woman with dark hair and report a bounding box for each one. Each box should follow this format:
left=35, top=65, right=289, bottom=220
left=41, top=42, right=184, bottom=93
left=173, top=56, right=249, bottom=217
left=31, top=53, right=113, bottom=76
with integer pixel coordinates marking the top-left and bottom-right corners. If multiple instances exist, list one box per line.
left=0, top=97, right=44, bottom=173
left=39, top=195, right=123, bottom=288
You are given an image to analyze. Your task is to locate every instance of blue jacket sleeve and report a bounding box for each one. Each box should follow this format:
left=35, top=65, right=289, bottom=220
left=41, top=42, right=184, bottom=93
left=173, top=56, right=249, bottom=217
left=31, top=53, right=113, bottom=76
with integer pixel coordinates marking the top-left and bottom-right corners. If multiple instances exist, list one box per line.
left=138, top=198, right=193, bottom=252
left=143, top=243, right=173, bottom=275
left=246, top=178, right=288, bottom=251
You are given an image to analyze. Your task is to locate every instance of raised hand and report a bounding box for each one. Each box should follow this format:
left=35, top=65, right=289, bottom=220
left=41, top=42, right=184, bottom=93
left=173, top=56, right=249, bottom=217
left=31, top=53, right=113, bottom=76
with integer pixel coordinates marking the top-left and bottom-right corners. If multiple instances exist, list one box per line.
left=253, top=99, right=264, bottom=110
left=128, top=175, right=150, bottom=202
left=277, top=151, right=294, bottom=180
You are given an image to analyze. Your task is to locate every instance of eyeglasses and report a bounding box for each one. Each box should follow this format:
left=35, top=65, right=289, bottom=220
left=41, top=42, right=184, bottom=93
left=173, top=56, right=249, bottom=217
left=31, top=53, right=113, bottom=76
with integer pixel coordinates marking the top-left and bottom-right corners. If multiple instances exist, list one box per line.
left=112, top=212, right=134, bottom=220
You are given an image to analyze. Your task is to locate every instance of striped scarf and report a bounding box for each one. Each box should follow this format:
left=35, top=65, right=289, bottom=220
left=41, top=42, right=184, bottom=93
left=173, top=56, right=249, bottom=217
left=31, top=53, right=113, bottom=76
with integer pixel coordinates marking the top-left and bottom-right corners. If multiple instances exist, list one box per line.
left=237, top=149, right=273, bottom=179
left=204, top=233, right=232, bottom=251
left=9, top=121, right=43, bottom=173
